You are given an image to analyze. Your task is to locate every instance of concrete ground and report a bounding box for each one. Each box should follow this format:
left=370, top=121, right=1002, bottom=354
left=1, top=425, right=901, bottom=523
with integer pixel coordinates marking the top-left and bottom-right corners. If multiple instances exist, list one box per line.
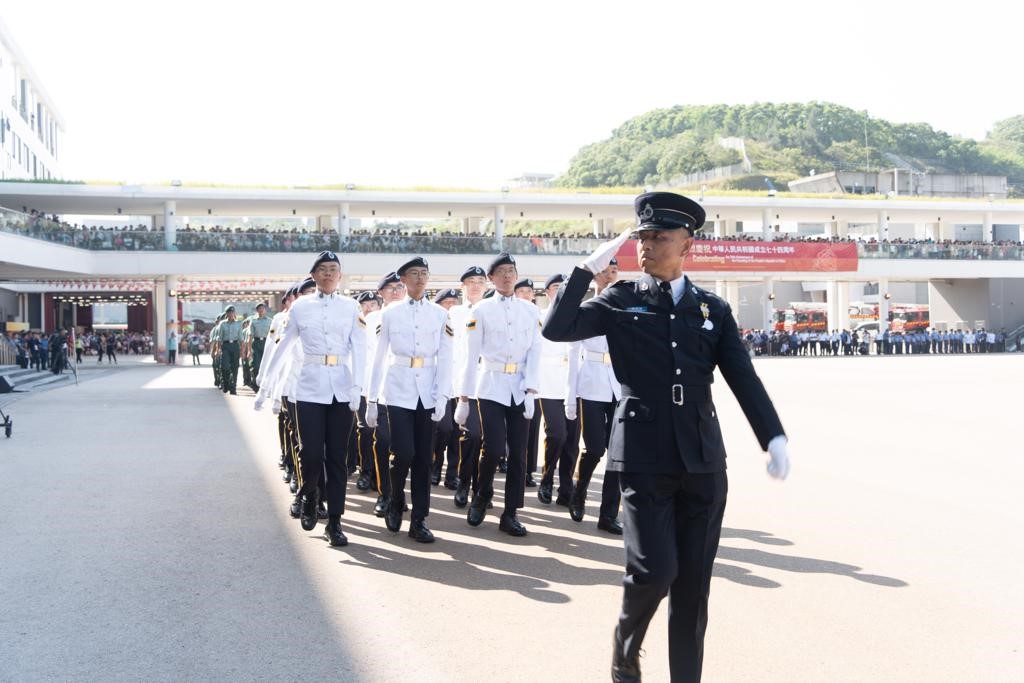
left=0, top=354, right=1021, bottom=681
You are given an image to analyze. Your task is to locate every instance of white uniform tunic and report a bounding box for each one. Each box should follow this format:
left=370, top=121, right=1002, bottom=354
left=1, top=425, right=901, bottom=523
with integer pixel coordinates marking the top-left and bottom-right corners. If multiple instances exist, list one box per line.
left=459, top=294, right=542, bottom=405
left=261, top=291, right=365, bottom=404
left=368, top=296, right=454, bottom=410
left=257, top=310, right=289, bottom=388
left=567, top=334, right=621, bottom=404
left=538, top=305, right=570, bottom=400
left=448, top=301, right=477, bottom=400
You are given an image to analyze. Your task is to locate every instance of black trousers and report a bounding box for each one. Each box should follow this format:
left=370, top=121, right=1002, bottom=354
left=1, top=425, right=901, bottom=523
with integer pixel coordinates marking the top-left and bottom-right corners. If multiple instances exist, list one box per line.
left=457, top=398, right=481, bottom=491
left=526, top=411, right=541, bottom=474
left=578, top=398, right=621, bottom=519
left=538, top=398, right=578, bottom=497
left=294, top=398, right=353, bottom=516
left=477, top=398, right=528, bottom=514
left=387, top=401, right=434, bottom=520
left=432, top=398, right=459, bottom=484
left=356, top=398, right=392, bottom=497
left=617, top=470, right=728, bottom=683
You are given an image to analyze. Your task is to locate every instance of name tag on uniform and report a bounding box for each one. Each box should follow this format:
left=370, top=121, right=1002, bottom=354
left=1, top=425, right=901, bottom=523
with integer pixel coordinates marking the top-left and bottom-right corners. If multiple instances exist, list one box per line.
left=626, top=306, right=648, bottom=313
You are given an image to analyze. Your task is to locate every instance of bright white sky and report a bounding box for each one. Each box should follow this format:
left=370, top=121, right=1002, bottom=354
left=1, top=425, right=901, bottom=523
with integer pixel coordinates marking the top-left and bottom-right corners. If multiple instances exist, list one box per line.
left=3, top=0, right=1022, bottom=188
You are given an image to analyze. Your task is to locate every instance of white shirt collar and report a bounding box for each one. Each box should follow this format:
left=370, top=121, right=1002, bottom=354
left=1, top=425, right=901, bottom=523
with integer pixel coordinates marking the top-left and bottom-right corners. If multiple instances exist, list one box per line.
left=655, top=274, right=687, bottom=305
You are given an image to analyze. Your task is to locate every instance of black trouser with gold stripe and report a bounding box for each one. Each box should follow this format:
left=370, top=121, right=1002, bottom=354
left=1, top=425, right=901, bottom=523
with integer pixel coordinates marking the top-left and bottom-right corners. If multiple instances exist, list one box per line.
left=526, top=411, right=541, bottom=475
left=538, top=398, right=579, bottom=498
left=476, top=398, right=528, bottom=514
left=432, top=398, right=458, bottom=484
left=295, top=398, right=352, bottom=515
left=357, top=397, right=392, bottom=497
left=576, top=398, right=621, bottom=519
left=457, top=398, right=481, bottom=491
left=387, top=401, right=434, bottom=521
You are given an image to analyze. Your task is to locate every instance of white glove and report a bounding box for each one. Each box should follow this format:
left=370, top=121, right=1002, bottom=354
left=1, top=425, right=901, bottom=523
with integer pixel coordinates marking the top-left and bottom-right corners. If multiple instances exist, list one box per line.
left=365, top=401, right=378, bottom=429
left=432, top=398, right=447, bottom=423
left=454, top=400, right=470, bottom=427
left=523, top=393, right=535, bottom=420
left=349, top=386, right=361, bottom=413
left=271, top=398, right=282, bottom=414
left=564, top=399, right=577, bottom=421
left=254, top=394, right=266, bottom=411
left=766, top=435, right=791, bottom=481
left=581, top=228, right=630, bottom=274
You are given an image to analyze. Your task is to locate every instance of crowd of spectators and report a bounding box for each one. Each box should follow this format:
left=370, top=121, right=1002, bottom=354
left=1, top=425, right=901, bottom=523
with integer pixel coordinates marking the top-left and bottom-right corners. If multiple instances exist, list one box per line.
left=741, top=327, right=1018, bottom=356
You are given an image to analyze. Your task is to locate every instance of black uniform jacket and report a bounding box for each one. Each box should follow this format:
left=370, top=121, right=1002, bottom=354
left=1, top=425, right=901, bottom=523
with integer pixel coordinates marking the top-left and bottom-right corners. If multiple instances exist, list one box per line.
left=542, top=267, right=784, bottom=475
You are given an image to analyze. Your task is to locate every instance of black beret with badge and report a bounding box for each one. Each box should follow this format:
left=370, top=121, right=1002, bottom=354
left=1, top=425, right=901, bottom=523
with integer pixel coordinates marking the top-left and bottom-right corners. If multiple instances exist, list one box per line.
left=543, top=273, right=566, bottom=290
left=298, top=277, right=317, bottom=294
left=433, top=288, right=460, bottom=305
left=514, top=278, right=534, bottom=291
left=460, top=265, right=486, bottom=282
left=310, top=250, right=341, bottom=272
left=377, top=271, right=400, bottom=291
left=632, top=191, right=705, bottom=235
left=487, top=252, right=516, bottom=276
left=355, top=290, right=378, bottom=304
left=397, top=256, right=429, bottom=276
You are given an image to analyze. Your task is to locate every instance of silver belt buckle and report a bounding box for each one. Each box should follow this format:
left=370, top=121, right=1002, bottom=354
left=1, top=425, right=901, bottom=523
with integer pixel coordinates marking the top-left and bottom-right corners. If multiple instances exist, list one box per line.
left=672, top=384, right=684, bottom=405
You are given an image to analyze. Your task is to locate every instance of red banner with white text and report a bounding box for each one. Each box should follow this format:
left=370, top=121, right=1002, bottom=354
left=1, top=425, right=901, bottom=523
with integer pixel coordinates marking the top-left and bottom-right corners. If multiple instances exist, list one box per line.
left=615, top=239, right=858, bottom=272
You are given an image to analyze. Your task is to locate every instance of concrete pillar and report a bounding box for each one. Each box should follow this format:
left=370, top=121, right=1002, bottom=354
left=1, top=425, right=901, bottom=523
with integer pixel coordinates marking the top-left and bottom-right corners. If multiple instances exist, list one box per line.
left=983, top=211, right=993, bottom=242
left=338, top=203, right=351, bottom=238
left=762, top=277, right=775, bottom=330
left=836, top=281, right=850, bottom=330
left=40, top=295, right=46, bottom=333
left=761, top=208, right=773, bottom=241
left=725, top=281, right=740, bottom=314
left=166, top=275, right=179, bottom=344
left=163, top=201, right=176, bottom=251
left=838, top=220, right=849, bottom=239
left=878, top=211, right=889, bottom=241
left=604, top=218, right=616, bottom=237
left=494, top=205, right=506, bottom=245
left=592, top=219, right=602, bottom=238
left=878, top=278, right=890, bottom=333
left=713, top=219, right=724, bottom=239
left=826, top=281, right=839, bottom=331
left=154, top=277, right=168, bottom=362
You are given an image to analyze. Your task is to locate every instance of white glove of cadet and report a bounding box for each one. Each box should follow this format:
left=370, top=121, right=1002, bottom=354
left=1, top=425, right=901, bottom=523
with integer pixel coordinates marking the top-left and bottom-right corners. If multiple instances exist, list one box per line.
left=766, top=435, right=791, bottom=480
left=523, top=393, right=536, bottom=420
left=271, top=398, right=282, bottom=415
left=348, top=386, right=361, bottom=413
left=454, top=399, right=470, bottom=427
left=254, top=394, right=266, bottom=411
left=581, top=228, right=631, bottom=274
left=365, top=401, right=378, bottom=429
left=564, top=399, right=577, bottom=421
left=432, top=398, right=447, bottom=423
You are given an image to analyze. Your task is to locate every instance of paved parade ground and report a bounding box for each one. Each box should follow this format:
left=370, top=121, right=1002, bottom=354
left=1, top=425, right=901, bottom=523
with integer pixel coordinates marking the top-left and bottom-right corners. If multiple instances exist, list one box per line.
left=1, top=354, right=1022, bottom=681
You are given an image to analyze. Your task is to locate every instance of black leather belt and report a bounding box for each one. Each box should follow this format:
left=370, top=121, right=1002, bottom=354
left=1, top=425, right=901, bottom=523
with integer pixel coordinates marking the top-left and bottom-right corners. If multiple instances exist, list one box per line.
left=222, top=340, right=239, bottom=345
left=622, top=384, right=711, bottom=405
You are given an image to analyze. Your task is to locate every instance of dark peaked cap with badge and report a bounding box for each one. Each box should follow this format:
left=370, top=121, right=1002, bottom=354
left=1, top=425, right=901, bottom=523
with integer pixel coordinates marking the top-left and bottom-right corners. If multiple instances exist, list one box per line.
left=633, top=191, right=705, bottom=235
left=397, top=256, right=429, bottom=275
left=460, top=265, right=486, bottom=281
left=487, top=252, right=516, bottom=276
left=310, top=250, right=341, bottom=272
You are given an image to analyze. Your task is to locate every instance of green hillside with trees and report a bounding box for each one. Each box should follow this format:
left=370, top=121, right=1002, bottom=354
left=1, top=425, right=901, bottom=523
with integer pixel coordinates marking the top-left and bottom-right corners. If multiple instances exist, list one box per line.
left=558, top=103, right=1024, bottom=196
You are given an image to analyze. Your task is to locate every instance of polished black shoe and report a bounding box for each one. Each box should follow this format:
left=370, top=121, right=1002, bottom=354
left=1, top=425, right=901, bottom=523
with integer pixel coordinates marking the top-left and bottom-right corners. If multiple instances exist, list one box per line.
left=569, top=496, right=586, bottom=522
left=453, top=485, right=469, bottom=508
left=355, top=471, right=372, bottom=491
left=277, top=454, right=287, bottom=470
left=288, top=477, right=299, bottom=494
left=611, top=638, right=641, bottom=683
left=289, top=495, right=302, bottom=518
left=467, top=496, right=488, bottom=527
left=431, top=470, right=442, bottom=486
left=385, top=503, right=403, bottom=532
left=374, top=495, right=389, bottom=517
left=229, top=389, right=237, bottom=395
left=443, top=478, right=458, bottom=490
left=408, top=519, right=435, bottom=543
left=597, top=515, right=624, bottom=535
left=524, top=473, right=537, bottom=488
left=537, top=482, right=553, bottom=505
left=317, top=501, right=328, bottom=520
left=497, top=459, right=508, bottom=474
left=282, top=469, right=292, bottom=483
left=300, top=496, right=318, bottom=531
left=498, top=512, right=527, bottom=537
left=324, top=521, right=348, bottom=547
left=554, top=492, right=571, bottom=507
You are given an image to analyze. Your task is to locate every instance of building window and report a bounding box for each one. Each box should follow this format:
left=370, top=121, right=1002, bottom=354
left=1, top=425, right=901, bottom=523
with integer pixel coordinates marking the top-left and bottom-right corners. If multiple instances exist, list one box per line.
left=37, top=103, right=43, bottom=140
left=19, top=79, right=27, bottom=121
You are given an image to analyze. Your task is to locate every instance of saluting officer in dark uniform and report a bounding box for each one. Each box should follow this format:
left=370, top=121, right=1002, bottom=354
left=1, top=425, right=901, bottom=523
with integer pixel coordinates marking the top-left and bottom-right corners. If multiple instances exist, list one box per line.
left=543, top=192, right=792, bottom=683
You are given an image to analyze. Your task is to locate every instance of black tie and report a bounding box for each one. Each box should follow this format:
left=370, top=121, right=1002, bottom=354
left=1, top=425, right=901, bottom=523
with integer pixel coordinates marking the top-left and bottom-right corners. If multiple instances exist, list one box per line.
left=659, top=281, right=674, bottom=308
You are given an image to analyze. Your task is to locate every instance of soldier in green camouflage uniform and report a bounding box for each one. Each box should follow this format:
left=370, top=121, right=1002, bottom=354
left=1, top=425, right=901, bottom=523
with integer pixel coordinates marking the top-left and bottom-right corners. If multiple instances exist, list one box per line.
left=218, top=305, right=243, bottom=395
left=248, top=303, right=273, bottom=390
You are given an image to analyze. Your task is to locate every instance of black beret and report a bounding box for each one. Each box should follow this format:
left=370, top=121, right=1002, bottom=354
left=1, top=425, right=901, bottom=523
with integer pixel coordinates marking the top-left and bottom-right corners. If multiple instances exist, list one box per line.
left=433, top=288, right=460, bottom=305
left=281, top=288, right=294, bottom=305
left=397, top=256, right=429, bottom=276
left=543, top=273, right=566, bottom=289
left=298, top=277, right=317, bottom=294
left=487, top=252, right=516, bottom=276
left=310, top=250, right=341, bottom=273
left=609, top=257, right=618, bottom=266
left=355, top=290, right=378, bottom=304
left=514, top=278, right=534, bottom=290
left=633, top=192, right=705, bottom=235
left=460, top=265, right=486, bottom=282
left=377, top=272, right=400, bottom=291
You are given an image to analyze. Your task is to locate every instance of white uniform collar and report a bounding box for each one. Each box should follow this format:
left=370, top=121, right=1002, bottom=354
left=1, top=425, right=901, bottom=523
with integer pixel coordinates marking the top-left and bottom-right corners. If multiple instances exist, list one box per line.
left=405, top=295, right=426, bottom=306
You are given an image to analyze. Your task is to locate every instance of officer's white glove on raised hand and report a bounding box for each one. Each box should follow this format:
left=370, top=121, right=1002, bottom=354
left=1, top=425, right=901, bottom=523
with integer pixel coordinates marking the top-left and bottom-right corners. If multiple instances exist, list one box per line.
left=523, top=393, right=536, bottom=420
left=581, top=228, right=631, bottom=274
left=432, top=398, right=447, bottom=423
left=564, top=399, right=577, bottom=421
left=766, top=435, right=791, bottom=480
left=454, top=399, right=470, bottom=427
left=271, top=398, right=282, bottom=414
left=348, top=386, right=361, bottom=413
left=365, top=401, right=378, bottom=429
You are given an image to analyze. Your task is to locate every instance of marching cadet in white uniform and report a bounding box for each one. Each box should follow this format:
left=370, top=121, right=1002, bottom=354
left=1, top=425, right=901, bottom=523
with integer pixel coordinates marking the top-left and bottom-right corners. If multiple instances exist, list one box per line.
left=256, top=251, right=365, bottom=548
left=514, top=277, right=542, bottom=485
left=366, top=257, right=453, bottom=542
left=455, top=253, right=542, bottom=537
left=448, top=265, right=487, bottom=508
left=353, top=291, right=382, bottom=492
left=565, top=258, right=624, bottom=534
left=535, top=273, right=579, bottom=508
left=430, top=288, right=462, bottom=488
left=258, top=284, right=297, bottom=474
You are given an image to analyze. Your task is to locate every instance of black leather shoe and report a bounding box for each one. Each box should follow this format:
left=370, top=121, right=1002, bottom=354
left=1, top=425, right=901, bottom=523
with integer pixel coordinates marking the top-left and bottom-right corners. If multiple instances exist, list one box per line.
left=317, top=501, right=328, bottom=520
left=611, top=643, right=641, bottom=683
left=454, top=485, right=469, bottom=508
left=554, top=492, right=571, bottom=507
left=278, top=455, right=287, bottom=470
left=300, top=496, right=318, bottom=531
left=229, top=389, right=237, bottom=395
left=498, top=459, right=508, bottom=473
left=282, top=469, right=292, bottom=483
left=443, top=478, right=458, bottom=490
left=598, top=516, right=624, bottom=535
left=537, top=483, right=553, bottom=505
left=467, top=496, right=488, bottom=527
left=385, top=503, right=403, bottom=532
left=498, top=512, right=527, bottom=537
left=289, top=495, right=301, bottom=518
left=355, top=472, right=372, bottom=491
left=289, top=477, right=299, bottom=494
left=374, top=495, right=389, bottom=517
left=431, top=470, right=442, bottom=486
left=324, top=521, right=348, bottom=547
left=408, top=519, right=435, bottom=543
left=524, top=473, right=537, bottom=488
left=569, top=496, right=586, bottom=522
